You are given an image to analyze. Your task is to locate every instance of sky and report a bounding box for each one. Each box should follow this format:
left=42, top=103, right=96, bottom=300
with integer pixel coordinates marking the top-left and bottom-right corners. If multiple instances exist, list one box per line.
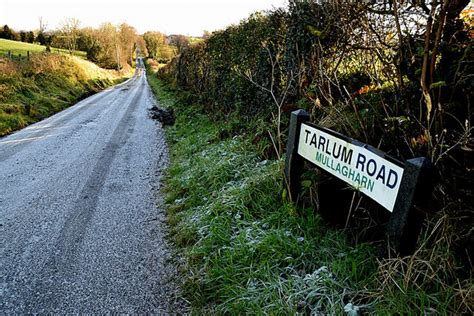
left=0, top=0, right=288, bottom=36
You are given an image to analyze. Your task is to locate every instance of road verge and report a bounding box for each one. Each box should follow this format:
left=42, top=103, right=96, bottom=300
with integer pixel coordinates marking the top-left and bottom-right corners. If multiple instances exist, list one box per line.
left=0, top=54, right=132, bottom=136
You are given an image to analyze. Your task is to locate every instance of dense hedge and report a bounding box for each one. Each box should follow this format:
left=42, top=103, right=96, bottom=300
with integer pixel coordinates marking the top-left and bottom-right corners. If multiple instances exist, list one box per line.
left=159, top=0, right=473, bottom=271
left=161, top=0, right=471, bottom=243
left=160, top=11, right=283, bottom=117
left=160, top=1, right=472, bottom=159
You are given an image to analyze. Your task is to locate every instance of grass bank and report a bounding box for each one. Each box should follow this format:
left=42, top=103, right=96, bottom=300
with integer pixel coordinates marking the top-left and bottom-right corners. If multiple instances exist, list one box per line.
left=0, top=53, right=130, bottom=136
left=147, top=70, right=473, bottom=314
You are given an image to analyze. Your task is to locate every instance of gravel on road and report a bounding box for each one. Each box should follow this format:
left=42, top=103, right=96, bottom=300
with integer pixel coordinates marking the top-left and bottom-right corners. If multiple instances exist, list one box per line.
left=0, top=66, right=183, bottom=313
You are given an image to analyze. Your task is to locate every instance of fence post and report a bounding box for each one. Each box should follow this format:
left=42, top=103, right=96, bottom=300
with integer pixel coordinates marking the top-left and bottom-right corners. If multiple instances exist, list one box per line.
left=27, top=51, right=30, bottom=60
left=284, top=109, right=310, bottom=202
left=386, top=157, right=437, bottom=254
left=8, top=50, right=12, bottom=59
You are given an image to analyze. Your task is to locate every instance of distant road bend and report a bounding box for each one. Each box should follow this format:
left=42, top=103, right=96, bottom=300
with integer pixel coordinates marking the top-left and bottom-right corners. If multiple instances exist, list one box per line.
left=0, top=59, right=180, bottom=313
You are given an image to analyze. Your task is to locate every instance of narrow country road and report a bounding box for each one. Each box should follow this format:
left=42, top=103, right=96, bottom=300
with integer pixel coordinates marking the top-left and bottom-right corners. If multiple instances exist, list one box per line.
left=0, top=61, right=180, bottom=313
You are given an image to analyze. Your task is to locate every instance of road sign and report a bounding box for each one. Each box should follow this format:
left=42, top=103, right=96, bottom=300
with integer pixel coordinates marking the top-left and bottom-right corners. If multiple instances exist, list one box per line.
left=297, top=123, right=404, bottom=212
left=284, top=109, right=436, bottom=254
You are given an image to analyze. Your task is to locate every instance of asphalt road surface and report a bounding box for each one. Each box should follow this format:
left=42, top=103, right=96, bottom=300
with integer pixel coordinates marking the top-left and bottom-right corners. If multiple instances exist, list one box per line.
left=0, top=62, right=181, bottom=313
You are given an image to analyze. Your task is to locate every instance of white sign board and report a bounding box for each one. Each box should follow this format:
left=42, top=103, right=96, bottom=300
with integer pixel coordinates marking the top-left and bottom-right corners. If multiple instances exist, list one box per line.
left=297, top=123, right=404, bottom=212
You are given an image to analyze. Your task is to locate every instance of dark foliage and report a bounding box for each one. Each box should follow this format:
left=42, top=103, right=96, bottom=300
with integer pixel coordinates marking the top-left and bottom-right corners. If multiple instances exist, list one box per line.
left=0, top=25, right=19, bottom=40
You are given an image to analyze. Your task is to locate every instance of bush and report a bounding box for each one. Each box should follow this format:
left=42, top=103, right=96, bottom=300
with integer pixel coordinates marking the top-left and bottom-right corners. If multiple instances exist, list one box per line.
left=156, top=0, right=473, bottom=313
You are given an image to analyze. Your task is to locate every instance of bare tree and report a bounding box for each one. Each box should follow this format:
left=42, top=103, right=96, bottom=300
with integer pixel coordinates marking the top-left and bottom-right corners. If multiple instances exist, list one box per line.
left=38, top=17, right=47, bottom=33
left=237, top=45, right=301, bottom=157
left=114, top=30, right=121, bottom=70
left=60, top=18, right=80, bottom=55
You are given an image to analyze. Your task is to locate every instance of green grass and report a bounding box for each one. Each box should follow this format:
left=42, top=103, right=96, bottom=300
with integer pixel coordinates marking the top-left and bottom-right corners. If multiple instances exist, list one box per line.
left=0, top=54, right=130, bottom=136
left=147, top=72, right=473, bottom=314
left=0, top=38, right=87, bottom=59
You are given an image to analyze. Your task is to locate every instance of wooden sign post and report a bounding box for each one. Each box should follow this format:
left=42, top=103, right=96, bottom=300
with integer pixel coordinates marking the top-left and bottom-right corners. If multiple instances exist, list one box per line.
left=285, top=109, right=436, bottom=254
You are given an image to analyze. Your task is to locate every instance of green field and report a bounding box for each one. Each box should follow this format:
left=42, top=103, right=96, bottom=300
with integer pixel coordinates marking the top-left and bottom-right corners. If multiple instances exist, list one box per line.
left=0, top=38, right=87, bottom=59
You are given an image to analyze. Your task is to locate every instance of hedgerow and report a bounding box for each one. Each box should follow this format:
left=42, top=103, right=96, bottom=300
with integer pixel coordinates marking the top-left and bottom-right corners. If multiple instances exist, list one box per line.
left=155, top=0, right=473, bottom=313
left=160, top=1, right=472, bottom=160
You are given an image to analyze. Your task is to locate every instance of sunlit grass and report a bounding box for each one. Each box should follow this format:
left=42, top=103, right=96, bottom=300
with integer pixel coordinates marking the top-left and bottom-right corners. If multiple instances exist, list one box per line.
left=0, top=54, right=130, bottom=136
left=0, top=38, right=87, bottom=59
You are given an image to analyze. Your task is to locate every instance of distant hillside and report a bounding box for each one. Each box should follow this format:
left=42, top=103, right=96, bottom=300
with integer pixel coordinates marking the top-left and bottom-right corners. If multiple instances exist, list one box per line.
left=0, top=38, right=86, bottom=59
